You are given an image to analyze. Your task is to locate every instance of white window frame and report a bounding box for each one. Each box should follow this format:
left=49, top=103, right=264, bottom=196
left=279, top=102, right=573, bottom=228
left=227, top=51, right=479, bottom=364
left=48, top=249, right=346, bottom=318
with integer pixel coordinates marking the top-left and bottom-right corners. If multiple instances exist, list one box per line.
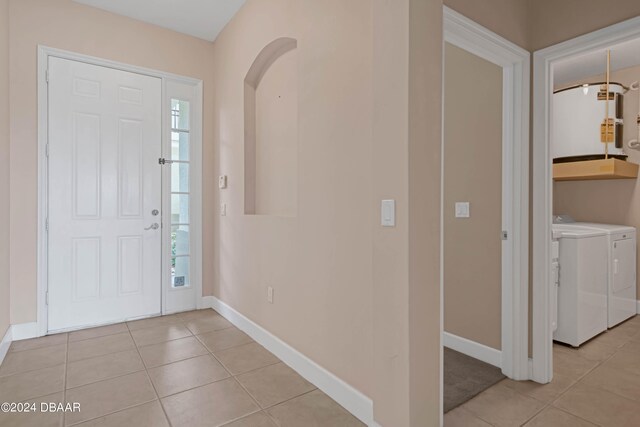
left=36, top=46, right=204, bottom=336
left=163, top=81, right=204, bottom=314
left=532, top=16, right=640, bottom=383
left=441, top=7, right=530, bottom=406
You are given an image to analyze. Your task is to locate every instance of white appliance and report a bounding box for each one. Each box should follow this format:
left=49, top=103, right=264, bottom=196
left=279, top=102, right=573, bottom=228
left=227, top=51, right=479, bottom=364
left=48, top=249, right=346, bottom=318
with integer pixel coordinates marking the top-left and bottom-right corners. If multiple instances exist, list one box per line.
left=551, top=231, right=560, bottom=333
left=552, top=83, right=625, bottom=161
left=552, top=224, right=609, bottom=347
left=555, top=217, right=637, bottom=328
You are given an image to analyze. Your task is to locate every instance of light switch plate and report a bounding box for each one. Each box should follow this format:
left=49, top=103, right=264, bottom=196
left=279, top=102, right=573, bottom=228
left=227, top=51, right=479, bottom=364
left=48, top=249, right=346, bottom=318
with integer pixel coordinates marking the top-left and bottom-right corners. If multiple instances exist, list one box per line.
left=455, top=202, right=470, bottom=218
left=221, top=203, right=227, bottom=216
left=381, top=199, right=395, bottom=227
left=219, top=175, right=227, bottom=189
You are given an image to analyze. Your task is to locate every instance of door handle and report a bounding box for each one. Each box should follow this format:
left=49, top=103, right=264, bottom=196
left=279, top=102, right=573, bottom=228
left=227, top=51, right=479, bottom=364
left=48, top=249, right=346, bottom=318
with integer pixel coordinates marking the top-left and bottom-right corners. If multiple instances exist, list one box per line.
left=145, top=223, right=160, bottom=231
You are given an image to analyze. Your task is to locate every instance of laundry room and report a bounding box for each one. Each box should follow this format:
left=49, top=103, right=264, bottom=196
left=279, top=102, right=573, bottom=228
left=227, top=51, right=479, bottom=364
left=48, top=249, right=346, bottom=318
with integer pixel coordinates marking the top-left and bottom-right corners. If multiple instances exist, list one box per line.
left=550, top=38, right=640, bottom=363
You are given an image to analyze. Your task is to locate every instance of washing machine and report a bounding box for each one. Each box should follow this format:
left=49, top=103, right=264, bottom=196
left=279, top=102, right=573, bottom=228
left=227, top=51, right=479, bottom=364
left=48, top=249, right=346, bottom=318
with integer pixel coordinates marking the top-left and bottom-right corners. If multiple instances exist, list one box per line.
left=552, top=224, right=609, bottom=347
left=555, top=218, right=637, bottom=328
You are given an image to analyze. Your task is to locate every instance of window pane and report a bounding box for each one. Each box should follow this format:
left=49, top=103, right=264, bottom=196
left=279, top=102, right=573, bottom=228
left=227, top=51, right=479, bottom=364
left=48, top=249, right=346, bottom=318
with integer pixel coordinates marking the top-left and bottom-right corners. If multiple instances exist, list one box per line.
left=172, top=256, right=190, bottom=288
left=171, top=162, right=190, bottom=192
left=171, top=225, right=190, bottom=256
left=171, top=194, right=190, bottom=224
left=171, top=131, right=190, bottom=161
left=171, top=99, right=190, bottom=130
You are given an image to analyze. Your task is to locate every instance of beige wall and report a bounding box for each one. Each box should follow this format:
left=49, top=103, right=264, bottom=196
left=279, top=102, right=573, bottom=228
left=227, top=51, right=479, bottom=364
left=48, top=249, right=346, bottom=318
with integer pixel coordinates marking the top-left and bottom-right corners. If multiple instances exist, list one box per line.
left=371, top=1, right=411, bottom=423
left=212, top=0, right=374, bottom=401
left=531, top=0, right=640, bottom=50
left=0, top=0, right=10, bottom=339
left=554, top=64, right=640, bottom=300
left=254, top=48, right=298, bottom=217
left=213, top=0, right=442, bottom=424
left=443, top=43, right=503, bottom=350
left=407, top=0, right=443, bottom=423
left=8, top=0, right=216, bottom=324
left=444, top=0, right=530, bottom=50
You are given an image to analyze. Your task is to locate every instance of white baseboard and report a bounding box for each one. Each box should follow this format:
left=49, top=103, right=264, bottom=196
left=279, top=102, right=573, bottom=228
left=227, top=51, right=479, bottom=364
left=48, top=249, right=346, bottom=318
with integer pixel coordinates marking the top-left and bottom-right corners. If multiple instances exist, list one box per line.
left=443, top=332, right=502, bottom=369
left=11, top=322, right=39, bottom=341
left=0, top=326, right=11, bottom=365
left=636, top=300, right=640, bottom=314
left=208, top=296, right=375, bottom=426
left=200, top=296, right=214, bottom=309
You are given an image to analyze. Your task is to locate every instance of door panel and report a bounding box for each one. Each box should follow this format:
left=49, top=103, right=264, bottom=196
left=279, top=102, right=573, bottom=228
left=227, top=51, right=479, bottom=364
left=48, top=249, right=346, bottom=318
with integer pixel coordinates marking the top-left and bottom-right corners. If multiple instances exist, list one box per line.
left=48, top=57, right=162, bottom=331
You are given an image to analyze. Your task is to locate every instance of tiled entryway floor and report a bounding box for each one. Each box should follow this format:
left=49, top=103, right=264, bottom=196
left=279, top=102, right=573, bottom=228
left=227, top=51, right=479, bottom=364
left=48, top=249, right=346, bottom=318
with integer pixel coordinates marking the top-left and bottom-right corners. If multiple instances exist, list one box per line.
left=445, top=315, right=640, bottom=426
left=0, top=309, right=364, bottom=427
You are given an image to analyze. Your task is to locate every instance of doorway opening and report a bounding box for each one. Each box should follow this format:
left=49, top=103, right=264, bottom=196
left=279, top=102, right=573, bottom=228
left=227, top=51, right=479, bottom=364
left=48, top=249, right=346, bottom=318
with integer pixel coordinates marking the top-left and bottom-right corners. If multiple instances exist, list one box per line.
left=533, top=15, right=640, bottom=386
left=441, top=6, right=530, bottom=418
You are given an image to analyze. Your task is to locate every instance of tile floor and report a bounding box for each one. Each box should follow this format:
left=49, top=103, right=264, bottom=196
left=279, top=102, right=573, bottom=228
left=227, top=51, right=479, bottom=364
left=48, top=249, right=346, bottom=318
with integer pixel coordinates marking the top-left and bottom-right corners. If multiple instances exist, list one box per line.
left=445, top=315, right=640, bottom=427
left=0, top=309, right=364, bottom=427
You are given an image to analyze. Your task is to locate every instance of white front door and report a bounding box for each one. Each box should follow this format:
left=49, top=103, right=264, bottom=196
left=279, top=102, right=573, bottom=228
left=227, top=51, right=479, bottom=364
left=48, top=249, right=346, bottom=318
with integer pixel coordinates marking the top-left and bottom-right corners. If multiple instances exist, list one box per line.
left=48, top=57, right=162, bottom=331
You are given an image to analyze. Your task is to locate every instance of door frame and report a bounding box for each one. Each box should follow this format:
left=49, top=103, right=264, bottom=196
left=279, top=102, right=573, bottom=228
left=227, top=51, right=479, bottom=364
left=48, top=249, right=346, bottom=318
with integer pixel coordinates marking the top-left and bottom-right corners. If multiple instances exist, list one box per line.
left=532, top=16, right=640, bottom=383
left=37, top=46, right=204, bottom=336
left=441, top=6, right=530, bottom=394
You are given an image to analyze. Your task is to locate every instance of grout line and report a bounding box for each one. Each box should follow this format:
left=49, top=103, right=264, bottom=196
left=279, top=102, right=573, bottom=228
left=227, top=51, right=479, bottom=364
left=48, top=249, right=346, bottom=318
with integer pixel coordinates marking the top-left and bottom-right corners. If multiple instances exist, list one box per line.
left=513, top=339, right=631, bottom=426
left=64, top=401, right=159, bottom=427
left=201, top=309, right=328, bottom=426
left=0, top=361, right=66, bottom=381
left=67, top=327, right=130, bottom=344
left=456, top=331, right=637, bottom=427
left=218, top=410, right=280, bottom=427
left=144, top=350, right=211, bottom=370
left=65, top=397, right=158, bottom=427
left=214, top=407, right=264, bottom=427
left=63, top=324, right=159, bottom=426
left=66, top=346, right=141, bottom=367
left=7, top=334, right=69, bottom=354
left=0, top=345, right=68, bottom=379
left=2, top=309, right=327, bottom=427
left=220, top=359, right=283, bottom=378
left=202, top=322, right=284, bottom=425
left=65, top=366, right=147, bottom=392
left=262, top=387, right=319, bottom=411
left=126, top=320, right=175, bottom=427
left=551, top=406, right=604, bottom=427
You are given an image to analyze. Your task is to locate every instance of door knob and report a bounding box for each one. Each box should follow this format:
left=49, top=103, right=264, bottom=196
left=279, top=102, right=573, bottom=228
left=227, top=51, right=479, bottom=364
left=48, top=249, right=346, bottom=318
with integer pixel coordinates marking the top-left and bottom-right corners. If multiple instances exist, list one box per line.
left=145, top=223, right=160, bottom=231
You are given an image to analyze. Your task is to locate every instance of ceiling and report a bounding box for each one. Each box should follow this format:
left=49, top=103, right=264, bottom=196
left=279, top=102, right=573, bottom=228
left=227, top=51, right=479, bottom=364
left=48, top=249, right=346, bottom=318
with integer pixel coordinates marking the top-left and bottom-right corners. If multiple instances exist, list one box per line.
left=554, top=37, right=640, bottom=86
left=73, top=0, right=246, bottom=42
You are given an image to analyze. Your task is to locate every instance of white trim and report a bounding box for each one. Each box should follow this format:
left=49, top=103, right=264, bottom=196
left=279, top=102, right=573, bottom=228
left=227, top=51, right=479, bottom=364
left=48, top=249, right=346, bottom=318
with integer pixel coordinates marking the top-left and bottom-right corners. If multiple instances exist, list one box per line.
left=636, top=300, right=640, bottom=314
left=443, top=6, right=530, bottom=383
left=201, top=296, right=215, bottom=308
left=161, top=79, right=204, bottom=313
left=443, top=332, right=502, bottom=369
left=37, top=45, right=204, bottom=336
left=0, top=326, right=11, bottom=365
left=11, top=322, right=39, bottom=341
left=207, top=296, right=375, bottom=426
left=532, top=15, right=640, bottom=384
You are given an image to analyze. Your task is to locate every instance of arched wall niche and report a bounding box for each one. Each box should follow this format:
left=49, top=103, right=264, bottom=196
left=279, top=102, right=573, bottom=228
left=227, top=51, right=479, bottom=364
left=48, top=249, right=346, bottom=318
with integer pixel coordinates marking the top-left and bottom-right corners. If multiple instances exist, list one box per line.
left=244, top=37, right=298, bottom=216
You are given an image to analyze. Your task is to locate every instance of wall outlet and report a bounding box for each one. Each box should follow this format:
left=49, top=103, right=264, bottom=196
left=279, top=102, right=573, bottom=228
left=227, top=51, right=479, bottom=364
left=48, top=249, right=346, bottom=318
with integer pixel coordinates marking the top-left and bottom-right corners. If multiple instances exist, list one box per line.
left=267, top=286, right=274, bottom=304
left=219, top=175, right=227, bottom=189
